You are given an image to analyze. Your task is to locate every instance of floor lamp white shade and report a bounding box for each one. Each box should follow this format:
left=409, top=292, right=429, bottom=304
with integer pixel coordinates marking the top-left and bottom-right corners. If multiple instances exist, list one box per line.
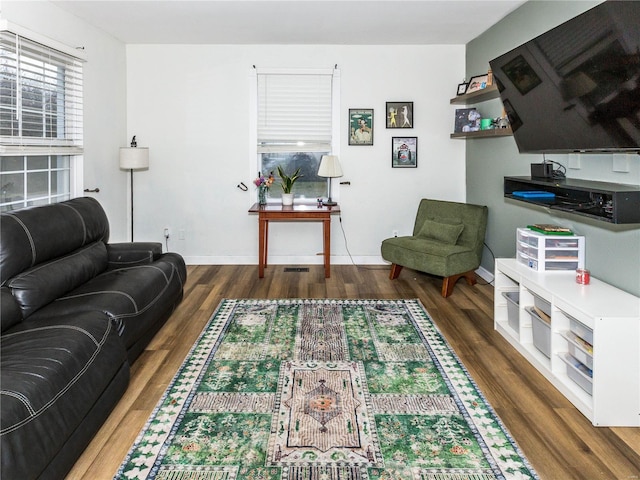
left=119, top=147, right=149, bottom=170
left=317, top=155, right=343, bottom=206
left=119, top=147, right=149, bottom=241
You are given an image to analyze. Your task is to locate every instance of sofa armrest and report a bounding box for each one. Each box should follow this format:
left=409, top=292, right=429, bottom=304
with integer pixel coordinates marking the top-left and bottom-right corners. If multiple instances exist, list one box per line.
left=106, top=242, right=163, bottom=269
left=1, top=287, right=23, bottom=332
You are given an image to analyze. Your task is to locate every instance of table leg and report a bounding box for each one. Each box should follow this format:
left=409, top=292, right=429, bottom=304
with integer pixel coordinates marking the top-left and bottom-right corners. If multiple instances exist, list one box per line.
left=258, top=217, right=266, bottom=278
left=323, top=217, right=331, bottom=278
left=264, top=220, right=269, bottom=269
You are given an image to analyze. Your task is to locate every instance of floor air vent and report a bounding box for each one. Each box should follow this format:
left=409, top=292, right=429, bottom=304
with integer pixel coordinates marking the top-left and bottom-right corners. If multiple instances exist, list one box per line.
left=284, top=267, right=310, bottom=272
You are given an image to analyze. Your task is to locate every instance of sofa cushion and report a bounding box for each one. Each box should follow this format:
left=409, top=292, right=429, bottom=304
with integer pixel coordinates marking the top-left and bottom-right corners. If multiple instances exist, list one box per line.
left=417, top=219, right=464, bottom=245
left=7, top=241, right=108, bottom=319
left=0, top=197, right=109, bottom=285
left=29, top=254, right=186, bottom=354
left=0, top=312, right=129, bottom=480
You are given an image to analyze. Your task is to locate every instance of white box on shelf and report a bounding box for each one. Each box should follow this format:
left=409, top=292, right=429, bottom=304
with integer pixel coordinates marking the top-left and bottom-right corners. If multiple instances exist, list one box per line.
left=516, top=228, right=585, bottom=272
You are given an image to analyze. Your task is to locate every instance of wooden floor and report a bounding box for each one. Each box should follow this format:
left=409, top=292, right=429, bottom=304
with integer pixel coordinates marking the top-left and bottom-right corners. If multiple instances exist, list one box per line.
left=68, top=265, right=640, bottom=480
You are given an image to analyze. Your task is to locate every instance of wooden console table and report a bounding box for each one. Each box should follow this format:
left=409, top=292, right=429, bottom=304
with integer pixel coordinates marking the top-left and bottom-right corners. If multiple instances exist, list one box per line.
left=248, top=203, right=340, bottom=278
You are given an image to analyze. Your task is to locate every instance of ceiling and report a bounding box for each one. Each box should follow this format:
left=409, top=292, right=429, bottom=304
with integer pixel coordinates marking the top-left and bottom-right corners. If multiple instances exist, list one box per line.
left=51, top=0, right=527, bottom=45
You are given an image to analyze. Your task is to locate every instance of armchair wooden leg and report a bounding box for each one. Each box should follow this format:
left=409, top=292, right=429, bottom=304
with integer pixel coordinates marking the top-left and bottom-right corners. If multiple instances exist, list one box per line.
left=441, top=270, right=477, bottom=298
left=389, top=264, right=403, bottom=279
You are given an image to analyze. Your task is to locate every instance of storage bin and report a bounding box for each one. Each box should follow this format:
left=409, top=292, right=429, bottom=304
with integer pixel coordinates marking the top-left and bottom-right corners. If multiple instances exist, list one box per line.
left=527, top=307, right=550, bottom=358
left=569, top=316, right=593, bottom=345
left=560, top=353, right=593, bottom=395
left=531, top=291, right=551, bottom=317
left=568, top=342, right=593, bottom=370
left=502, top=291, right=520, bottom=331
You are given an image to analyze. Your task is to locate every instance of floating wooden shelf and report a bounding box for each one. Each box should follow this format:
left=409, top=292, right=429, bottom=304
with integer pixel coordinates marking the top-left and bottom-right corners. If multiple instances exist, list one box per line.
left=450, top=84, right=501, bottom=105
left=450, top=127, right=512, bottom=139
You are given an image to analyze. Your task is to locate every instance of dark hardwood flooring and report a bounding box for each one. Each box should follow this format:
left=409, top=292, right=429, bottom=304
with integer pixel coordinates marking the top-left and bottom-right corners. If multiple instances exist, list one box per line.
left=67, top=265, right=640, bottom=480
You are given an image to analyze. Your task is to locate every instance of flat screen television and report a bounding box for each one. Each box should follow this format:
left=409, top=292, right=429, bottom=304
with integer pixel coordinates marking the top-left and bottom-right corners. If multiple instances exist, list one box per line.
left=489, top=0, right=640, bottom=154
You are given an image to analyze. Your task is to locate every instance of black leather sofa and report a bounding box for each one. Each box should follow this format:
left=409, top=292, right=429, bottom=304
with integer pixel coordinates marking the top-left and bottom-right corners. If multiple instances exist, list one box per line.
left=0, top=197, right=187, bottom=479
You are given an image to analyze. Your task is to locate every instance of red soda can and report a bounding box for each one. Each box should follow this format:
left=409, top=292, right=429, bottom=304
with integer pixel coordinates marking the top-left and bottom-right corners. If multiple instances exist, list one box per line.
left=576, top=268, right=590, bottom=285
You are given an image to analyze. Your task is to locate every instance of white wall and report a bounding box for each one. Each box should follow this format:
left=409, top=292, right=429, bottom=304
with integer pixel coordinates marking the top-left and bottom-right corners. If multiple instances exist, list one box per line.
left=2, top=1, right=129, bottom=241
left=126, top=44, right=466, bottom=265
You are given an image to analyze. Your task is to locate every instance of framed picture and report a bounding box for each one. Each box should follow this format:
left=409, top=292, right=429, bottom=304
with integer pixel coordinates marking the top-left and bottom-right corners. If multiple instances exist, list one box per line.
left=392, top=137, right=417, bottom=168
left=466, top=74, right=489, bottom=94
left=501, top=55, right=541, bottom=95
left=349, top=109, right=374, bottom=145
left=456, top=82, right=468, bottom=96
left=386, top=102, right=413, bottom=128
left=454, top=108, right=480, bottom=133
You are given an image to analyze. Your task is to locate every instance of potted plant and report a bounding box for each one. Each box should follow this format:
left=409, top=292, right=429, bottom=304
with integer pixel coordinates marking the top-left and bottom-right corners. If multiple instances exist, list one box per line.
left=277, top=166, right=302, bottom=205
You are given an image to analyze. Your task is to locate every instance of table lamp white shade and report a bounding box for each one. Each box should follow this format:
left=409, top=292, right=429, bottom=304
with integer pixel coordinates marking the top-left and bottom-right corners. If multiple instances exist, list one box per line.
left=119, top=147, right=149, bottom=170
left=317, top=155, right=342, bottom=206
left=317, top=155, right=343, bottom=178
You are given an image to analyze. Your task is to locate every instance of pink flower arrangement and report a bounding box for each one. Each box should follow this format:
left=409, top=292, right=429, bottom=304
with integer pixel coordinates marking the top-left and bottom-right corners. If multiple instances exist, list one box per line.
left=254, top=172, right=274, bottom=189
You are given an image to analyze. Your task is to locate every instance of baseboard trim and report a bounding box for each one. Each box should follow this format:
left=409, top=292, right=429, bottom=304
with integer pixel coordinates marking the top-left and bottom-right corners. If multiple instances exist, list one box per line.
left=182, top=255, right=386, bottom=265
left=476, top=265, right=494, bottom=284
left=182, top=257, right=495, bottom=285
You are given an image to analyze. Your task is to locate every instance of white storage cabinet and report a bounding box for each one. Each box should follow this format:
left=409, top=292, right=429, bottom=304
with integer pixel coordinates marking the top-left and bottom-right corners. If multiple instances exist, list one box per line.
left=516, top=228, right=585, bottom=272
left=494, top=258, right=640, bottom=426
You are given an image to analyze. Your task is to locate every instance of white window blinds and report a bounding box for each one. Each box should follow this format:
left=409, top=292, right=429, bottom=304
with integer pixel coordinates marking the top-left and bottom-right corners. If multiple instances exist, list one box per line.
left=257, top=71, right=333, bottom=153
left=0, top=29, right=83, bottom=155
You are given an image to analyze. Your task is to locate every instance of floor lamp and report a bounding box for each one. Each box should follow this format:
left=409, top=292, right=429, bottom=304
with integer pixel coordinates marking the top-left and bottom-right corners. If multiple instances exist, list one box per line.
left=317, top=155, right=343, bottom=206
left=119, top=136, right=149, bottom=242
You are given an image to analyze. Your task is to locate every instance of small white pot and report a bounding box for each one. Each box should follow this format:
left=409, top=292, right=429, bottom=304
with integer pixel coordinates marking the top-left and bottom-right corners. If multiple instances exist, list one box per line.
left=281, top=193, right=294, bottom=206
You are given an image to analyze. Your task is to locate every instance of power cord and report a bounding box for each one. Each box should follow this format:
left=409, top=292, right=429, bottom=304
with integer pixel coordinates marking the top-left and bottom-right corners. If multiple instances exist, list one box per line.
left=542, top=155, right=566, bottom=179
left=476, top=242, right=496, bottom=286
left=338, top=214, right=356, bottom=266
left=549, top=161, right=566, bottom=179
left=338, top=214, right=393, bottom=271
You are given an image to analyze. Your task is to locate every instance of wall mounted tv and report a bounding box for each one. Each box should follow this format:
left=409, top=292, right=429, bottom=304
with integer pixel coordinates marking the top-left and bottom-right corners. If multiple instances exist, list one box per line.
left=489, top=0, right=640, bottom=154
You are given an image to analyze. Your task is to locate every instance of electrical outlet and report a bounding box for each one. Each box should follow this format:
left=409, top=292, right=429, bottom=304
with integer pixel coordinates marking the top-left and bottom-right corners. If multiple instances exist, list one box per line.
left=392, top=230, right=398, bottom=237
left=164, top=227, right=170, bottom=239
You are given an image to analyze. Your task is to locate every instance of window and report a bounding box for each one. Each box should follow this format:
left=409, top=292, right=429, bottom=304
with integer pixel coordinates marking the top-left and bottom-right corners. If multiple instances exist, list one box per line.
left=0, top=25, right=83, bottom=211
left=252, top=68, right=339, bottom=201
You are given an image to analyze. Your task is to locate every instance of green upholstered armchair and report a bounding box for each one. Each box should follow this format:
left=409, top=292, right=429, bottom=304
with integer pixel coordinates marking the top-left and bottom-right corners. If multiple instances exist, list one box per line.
left=381, top=198, right=488, bottom=297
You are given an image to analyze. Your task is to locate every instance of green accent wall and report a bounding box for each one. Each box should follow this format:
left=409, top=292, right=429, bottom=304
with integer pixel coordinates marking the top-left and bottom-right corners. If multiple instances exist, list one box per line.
left=465, top=1, right=640, bottom=296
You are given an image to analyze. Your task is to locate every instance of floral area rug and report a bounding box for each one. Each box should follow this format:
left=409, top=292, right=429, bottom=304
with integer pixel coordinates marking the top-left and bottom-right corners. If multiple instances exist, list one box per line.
left=116, top=299, right=538, bottom=480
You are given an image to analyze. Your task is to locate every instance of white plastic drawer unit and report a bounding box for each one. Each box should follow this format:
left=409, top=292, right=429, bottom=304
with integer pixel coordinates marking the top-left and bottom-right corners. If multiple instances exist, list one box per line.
left=516, top=228, right=585, bottom=272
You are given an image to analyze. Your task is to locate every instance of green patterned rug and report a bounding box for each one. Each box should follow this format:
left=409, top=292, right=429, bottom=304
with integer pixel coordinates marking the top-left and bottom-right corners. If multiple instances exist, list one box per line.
left=116, top=299, right=537, bottom=480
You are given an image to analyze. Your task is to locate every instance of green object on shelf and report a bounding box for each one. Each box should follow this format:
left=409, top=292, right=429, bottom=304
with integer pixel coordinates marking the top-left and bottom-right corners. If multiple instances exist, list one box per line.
left=527, top=225, right=574, bottom=235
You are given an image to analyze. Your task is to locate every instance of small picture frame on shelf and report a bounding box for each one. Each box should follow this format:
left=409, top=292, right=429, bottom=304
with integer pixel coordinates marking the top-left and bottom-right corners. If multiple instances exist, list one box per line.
left=391, top=137, right=417, bottom=168
left=454, top=108, right=480, bottom=133
left=466, top=74, right=489, bottom=94
left=456, top=82, right=468, bottom=96
left=386, top=102, right=413, bottom=128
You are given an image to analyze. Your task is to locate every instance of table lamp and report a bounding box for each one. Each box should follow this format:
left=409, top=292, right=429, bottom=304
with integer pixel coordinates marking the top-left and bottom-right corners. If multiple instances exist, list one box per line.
left=317, top=155, right=342, bottom=206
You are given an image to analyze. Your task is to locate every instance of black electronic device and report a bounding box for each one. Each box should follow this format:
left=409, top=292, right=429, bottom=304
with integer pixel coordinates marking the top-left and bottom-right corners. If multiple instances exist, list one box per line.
left=530, top=162, right=553, bottom=178
left=490, top=1, right=640, bottom=154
